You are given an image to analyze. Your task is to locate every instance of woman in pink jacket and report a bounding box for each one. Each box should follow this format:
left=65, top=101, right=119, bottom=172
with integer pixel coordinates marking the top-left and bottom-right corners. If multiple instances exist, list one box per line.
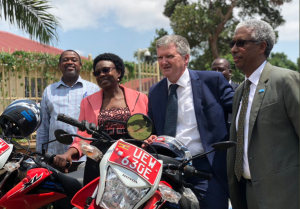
left=54, top=53, right=148, bottom=185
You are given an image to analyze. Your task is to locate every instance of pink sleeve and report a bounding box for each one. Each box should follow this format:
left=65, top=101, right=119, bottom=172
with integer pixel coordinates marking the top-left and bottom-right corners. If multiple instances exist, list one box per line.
left=132, top=92, right=148, bottom=115
left=69, top=98, right=92, bottom=160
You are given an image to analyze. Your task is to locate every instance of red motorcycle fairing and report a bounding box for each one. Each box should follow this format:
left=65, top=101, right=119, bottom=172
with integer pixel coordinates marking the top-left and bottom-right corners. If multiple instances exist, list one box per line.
left=0, top=168, right=66, bottom=209
left=143, top=181, right=172, bottom=209
left=71, top=176, right=100, bottom=209
left=71, top=179, right=172, bottom=209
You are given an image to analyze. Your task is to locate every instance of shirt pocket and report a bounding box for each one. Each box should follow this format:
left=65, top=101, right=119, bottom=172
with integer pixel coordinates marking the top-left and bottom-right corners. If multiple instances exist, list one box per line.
left=181, top=102, right=196, bottom=125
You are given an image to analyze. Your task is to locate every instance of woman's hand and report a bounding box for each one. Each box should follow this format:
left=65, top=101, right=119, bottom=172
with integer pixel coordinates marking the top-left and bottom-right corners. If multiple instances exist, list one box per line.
left=53, top=148, right=78, bottom=173
left=142, top=135, right=157, bottom=149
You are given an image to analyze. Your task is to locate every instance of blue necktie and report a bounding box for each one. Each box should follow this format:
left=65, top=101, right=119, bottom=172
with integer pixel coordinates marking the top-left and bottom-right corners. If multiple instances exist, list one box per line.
left=163, top=84, right=179, bottom=137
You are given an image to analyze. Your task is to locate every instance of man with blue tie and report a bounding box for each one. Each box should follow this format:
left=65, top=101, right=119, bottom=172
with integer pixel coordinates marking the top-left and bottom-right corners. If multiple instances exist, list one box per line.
left=147, top=35, right=234, bottom=209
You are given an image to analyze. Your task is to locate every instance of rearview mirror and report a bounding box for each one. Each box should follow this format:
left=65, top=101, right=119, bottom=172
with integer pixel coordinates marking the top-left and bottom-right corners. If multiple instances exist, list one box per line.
left=54, top=129, right=73, bottom=145
left=126, top=114, right=153, bottom=140
left=211, top=141, right=236, bottom=151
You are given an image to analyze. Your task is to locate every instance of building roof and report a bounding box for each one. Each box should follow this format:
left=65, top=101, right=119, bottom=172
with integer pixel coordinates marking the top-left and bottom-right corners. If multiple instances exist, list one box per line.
left=0, top=30, right=89, bottom=59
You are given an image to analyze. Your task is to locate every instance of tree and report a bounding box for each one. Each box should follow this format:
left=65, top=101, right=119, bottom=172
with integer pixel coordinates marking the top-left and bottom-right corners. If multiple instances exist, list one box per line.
left=134, top=28, right=168, bottom=63
left=268, top=52, right=298, bottom=71
left=164, top=0, right=291, bottom=70
left=0, top=0, right=60, bottom=45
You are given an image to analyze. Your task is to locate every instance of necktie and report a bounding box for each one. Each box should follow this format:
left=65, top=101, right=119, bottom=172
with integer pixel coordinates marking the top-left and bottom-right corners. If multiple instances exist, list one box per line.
left=163, top=84, right=179, bottom=137
left=234, top=79, right=252, bottom=181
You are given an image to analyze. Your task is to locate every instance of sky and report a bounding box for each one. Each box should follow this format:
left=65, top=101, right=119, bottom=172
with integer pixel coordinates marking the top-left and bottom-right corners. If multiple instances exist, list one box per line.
left=0, top=0, right=299, bottom=64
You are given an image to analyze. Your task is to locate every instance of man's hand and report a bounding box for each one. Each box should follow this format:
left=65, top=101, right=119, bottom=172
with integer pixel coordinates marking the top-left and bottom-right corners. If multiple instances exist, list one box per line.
left=53, top=148, right=78, bottom=173
left=142, top=135, right=157, bottom=149
left=54, top=153, right=72, bottom=173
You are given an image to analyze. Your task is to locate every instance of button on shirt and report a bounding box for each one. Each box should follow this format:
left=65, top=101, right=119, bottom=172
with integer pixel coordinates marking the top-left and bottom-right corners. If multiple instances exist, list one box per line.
left=167, top=68, right=204, bottom=156
left=235, top=61, right=266, bottom=179
left=36, top=76, right=100, bottom=155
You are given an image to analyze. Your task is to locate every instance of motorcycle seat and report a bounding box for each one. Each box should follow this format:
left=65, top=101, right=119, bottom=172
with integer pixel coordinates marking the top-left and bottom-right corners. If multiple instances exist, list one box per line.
left=58, top=169, right=84, bottom=197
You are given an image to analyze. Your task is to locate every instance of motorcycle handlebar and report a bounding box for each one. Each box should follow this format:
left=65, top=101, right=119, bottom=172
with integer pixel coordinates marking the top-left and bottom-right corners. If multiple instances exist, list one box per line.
left=57, top=114, right=84, bottom=131
left=163, top=164, right=212, bottom=180
left=193, top=169, right=212, bottom=180
left=43, top=153, right=70, bottom=169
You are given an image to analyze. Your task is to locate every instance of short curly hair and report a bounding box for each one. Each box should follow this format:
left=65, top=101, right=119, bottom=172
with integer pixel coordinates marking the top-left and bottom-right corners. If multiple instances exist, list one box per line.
left=236, top=19, right=275, bottom=58
left=93, top=53, right=125, bottom=82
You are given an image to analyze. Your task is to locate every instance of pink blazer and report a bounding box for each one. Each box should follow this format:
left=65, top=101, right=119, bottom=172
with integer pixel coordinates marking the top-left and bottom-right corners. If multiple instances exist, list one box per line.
left=70, top=85, right=148, bottom=158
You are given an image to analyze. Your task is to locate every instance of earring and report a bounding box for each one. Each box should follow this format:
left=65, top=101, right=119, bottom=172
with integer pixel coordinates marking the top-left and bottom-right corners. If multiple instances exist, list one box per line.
left=118, top=78, right=120, bottom=81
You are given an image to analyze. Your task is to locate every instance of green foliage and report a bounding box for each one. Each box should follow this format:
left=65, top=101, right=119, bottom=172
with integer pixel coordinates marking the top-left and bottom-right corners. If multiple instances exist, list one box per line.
left=268, top=52, right=299, bottom=71
left=163, top=0, right=189, bottom=18
left=134, top=28, right=169, bottom=64
left=0, top=51, right=94, bottom=85
left=189, top=52, right=244, bottom=83
left=0, top=0, right=61, bottom=45
left=222, top=54, right=244, bottom=83
left=124, top=61, right=135, bottom=80
left=163, top=0, right=290, bottom=69
left=167, top=0, right=238, bottom=54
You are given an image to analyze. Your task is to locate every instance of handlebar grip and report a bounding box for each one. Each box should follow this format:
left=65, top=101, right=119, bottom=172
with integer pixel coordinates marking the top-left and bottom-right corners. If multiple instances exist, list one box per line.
left=66, top=161, right=70, bottom=169
left=194, top=170, right=212, bottom=180
left=57, top=114, right=82, bottom=129
left=44, top=153, right=56, bottom=164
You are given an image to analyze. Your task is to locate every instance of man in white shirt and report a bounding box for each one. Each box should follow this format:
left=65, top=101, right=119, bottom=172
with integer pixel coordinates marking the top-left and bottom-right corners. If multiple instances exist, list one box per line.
left=227, top=19, right=299, bottom=209
left=147, top=35, right=234, bottom=209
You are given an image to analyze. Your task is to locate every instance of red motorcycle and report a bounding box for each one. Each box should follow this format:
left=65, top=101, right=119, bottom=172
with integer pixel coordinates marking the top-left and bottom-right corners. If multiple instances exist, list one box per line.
left=0, top=99, right=84, bottom=209
left=55, top=113, right=235, bottom=209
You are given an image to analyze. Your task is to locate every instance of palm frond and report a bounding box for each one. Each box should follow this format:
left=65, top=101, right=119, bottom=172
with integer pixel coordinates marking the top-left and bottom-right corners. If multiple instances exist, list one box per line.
left=0, top=0, right=61, bottom=46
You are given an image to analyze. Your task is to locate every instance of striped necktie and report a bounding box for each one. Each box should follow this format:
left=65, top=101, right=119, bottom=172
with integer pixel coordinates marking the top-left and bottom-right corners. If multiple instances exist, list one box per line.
left=234, top=79, right=252, bottom=181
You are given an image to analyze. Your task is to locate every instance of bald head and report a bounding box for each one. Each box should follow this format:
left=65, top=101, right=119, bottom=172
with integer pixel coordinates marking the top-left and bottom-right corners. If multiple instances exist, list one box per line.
left=211, top=58, right=231, bottom=81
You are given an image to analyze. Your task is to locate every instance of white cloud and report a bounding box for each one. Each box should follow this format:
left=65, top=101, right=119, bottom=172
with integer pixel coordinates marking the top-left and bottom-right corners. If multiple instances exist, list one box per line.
left=276, top=1, right=299, bottom=41
left=49, top=0, right=170, bottom=32
left=0, top=21, right=30, bottom=38
left=75, top=49, right=85, bottom=56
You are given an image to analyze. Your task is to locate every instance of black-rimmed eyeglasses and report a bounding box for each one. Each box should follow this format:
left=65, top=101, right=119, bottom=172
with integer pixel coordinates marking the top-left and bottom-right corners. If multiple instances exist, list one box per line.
left=93, top=67, right=116, bottom=77
left=228, top=40, right=261, bottom=48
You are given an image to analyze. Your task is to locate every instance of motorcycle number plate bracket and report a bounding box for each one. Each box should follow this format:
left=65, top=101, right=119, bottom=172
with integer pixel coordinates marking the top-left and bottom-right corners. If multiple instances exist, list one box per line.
left=108, top=140, right=162, bottom=186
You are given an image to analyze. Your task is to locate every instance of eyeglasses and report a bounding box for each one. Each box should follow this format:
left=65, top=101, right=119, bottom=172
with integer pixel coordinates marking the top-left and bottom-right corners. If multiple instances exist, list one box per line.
left=228, top=40, right=261, bottom=48
left=93, top=67, right=115, bottom=77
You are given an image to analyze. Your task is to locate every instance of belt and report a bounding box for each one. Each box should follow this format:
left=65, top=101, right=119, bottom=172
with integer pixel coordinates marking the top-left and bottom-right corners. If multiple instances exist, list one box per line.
left=103, top=128, right=126, bottom=135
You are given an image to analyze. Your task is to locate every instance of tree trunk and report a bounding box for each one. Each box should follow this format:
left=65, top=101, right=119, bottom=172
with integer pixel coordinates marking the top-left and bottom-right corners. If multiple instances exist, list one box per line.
left=209, top=0, right=237, bottom=59
left=209, top=36, right=220, bottom=59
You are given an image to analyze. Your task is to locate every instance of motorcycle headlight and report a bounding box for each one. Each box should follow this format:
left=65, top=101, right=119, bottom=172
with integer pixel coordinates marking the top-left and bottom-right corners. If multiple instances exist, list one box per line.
left=100, top=167, right=149, bottom=209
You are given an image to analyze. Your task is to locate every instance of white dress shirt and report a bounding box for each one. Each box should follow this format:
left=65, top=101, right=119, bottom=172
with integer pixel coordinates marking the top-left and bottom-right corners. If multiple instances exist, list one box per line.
left=236, top=60, right=267, bottom=179
left=167, top=68, right=204, bottom=156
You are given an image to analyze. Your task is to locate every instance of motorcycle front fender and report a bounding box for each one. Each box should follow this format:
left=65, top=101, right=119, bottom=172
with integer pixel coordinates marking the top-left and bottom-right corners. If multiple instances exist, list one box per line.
left=71, top=176, right=100, bottom=209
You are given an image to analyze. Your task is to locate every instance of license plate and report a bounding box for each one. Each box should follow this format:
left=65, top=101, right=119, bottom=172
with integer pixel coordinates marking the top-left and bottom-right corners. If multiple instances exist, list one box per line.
left=108, top=141, right=162, bottom=186
left=0, top=138, right=9, bottom=155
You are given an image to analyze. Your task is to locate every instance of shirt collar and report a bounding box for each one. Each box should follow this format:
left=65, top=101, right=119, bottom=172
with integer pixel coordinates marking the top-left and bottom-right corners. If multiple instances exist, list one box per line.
left=246, top=60, right=267, bottom=86
left=167, top=68, right=190, bottom=89
left=55, top=75, right=83, bottom=88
